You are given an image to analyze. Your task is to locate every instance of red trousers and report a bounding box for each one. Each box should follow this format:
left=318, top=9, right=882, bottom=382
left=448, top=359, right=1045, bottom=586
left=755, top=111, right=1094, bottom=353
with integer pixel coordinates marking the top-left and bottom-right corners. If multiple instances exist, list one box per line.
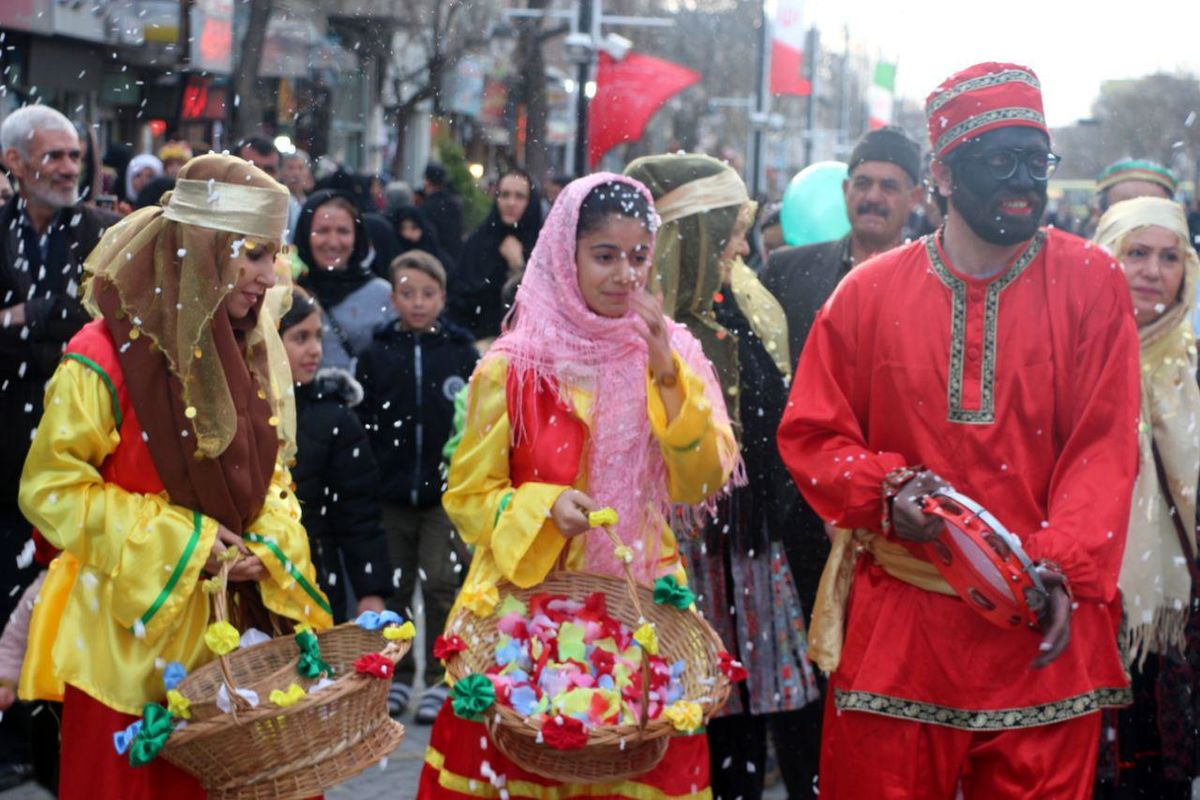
left=818, top=693, right=1102, bottom=800
left=60, top=684, right=207, bottom=800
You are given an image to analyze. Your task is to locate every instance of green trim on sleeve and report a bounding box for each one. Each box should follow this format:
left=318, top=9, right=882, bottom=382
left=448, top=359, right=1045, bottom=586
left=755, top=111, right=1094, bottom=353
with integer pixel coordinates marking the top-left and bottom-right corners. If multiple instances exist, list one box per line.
left=63, top=353, right=123, bottom=428
left=493, top=491, right=515, bottom=528
left=132, top=510, right=203, bottom=632
left=243, top=531, right=334, bottom=616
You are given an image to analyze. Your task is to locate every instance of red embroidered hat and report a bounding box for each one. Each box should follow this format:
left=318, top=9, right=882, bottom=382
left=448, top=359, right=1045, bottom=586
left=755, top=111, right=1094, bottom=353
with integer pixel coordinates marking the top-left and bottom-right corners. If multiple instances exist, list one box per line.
left=925, top=62, right=1047, bottom=159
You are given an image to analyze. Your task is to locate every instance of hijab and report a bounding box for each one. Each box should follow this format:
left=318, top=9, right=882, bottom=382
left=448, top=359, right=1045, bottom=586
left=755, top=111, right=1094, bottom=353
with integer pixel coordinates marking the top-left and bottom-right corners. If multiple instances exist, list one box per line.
left=84, top=153, right=292, bottom=535
left=125, top=153, right=164, bottom=202
left=625, top=154, right=750, bottom=435
left=294, top=189, right=374, bottom=308
left=1095, top=196, right=1200, bottom=666
left=390, top=204, right=455, bottom=273
left=485, top=172, right=734, bottom=582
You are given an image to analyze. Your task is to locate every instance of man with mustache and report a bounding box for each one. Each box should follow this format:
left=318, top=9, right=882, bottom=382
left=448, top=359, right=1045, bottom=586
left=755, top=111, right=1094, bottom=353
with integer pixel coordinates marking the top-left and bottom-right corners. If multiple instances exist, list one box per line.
left=762, top=126, right=922, bottom=367
left=778, top=63, right=1140, bottom=798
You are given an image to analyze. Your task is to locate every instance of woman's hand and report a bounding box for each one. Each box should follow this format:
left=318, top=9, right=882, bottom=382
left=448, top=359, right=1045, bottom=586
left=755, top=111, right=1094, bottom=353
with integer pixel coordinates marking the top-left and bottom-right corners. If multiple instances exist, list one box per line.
left=356, top=595, right=386, bottom=615
left=499, top=235, right=525, bottom=271
left=628, top=291, right=674, bottom=378
left=204, top=525, right=267, bottom=582
left=551, top=489, right=601, bottom=538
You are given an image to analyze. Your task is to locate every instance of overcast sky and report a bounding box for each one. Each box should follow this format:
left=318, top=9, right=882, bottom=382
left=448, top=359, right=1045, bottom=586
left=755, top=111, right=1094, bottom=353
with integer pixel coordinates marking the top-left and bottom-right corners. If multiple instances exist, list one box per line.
left=801, top=0, right=1200, bottom=126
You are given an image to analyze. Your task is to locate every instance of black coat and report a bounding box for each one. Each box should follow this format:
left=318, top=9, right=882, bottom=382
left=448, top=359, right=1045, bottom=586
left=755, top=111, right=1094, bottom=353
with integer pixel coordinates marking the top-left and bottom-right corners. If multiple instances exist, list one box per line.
left=448, top=188, right=543, bottom=339
left=293, top=368, right=393, bottom=622
left=0, top=196, right=118, bottom=507
left=423, top=189, right=464, bottom=262
left=759, top=235, right=852, bottom=368
left=356, top=318, right=478, bottom=508
left=387, top=204, right=456, bottom=277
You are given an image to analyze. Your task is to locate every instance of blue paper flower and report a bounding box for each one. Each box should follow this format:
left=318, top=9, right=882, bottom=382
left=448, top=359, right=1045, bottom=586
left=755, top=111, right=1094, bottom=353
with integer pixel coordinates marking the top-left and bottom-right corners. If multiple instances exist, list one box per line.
left=112, top=720, right=142, bottom=756
left=496, top=639, right=523, bottom=667
left=511, top=685, right=539, bottom=716
left=162, top=661, right=187, bottom=691
left=379, top=610, right=403, bottom=626
left=354, top=610, right=382, bottom=630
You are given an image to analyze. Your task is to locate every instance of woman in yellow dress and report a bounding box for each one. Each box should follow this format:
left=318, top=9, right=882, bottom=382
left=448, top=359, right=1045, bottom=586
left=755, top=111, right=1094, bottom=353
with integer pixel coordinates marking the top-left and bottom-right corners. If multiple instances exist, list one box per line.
left=18, top=153, right=331, bottom=798
left=417, top=172, right=739, bottom=799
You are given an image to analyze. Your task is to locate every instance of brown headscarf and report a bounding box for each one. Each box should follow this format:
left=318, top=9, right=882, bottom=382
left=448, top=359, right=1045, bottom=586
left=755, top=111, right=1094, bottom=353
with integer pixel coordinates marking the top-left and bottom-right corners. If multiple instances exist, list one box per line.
left=83, top=154, right=289, bottom=534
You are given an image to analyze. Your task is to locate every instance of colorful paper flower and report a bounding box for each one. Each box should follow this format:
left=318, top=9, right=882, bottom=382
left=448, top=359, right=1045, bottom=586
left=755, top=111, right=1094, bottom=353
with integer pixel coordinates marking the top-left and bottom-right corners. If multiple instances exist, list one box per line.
left=433, top=633, right=468, bottom=661
left=384, top=621, right=416, bottom=641
left=587, top=507, right=619, bottom=528
left=128, top=703, right=175, bottom=767
left=354, top=653, right=394, bottom=679
left=653, top=575, right=696, bottom=610
left=633, top=623, right=659, bottom=656
left=541, top=715, right=589, bottom=750
left=204, top=621, right=240, bottom=656
left=460, top=584, right=500, bottom=618
left=663, top=700, right=703, bottom=732
left=718, top=651, right=749, bottom=683
left=451, top=673, right=496, bottom=721
left=354, top=610, right=382, bottom=630
left=112, top=720, right=142, bottom=756
left=613, top=545, right=634, bottom=564
left=296, top=629, right=332, bottom=679
left=162, top=661, right=187, bottom=691
left=269, top=682, right=307, bottom=707
left=165, top=689, right=192, bottom=720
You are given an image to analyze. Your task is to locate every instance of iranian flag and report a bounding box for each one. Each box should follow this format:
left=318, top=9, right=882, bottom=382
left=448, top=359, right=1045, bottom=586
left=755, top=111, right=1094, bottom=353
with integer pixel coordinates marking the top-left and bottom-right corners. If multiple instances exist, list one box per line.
left=769, top=0, right=810, bottom=96
left=867, top=61, right=897, bottom=129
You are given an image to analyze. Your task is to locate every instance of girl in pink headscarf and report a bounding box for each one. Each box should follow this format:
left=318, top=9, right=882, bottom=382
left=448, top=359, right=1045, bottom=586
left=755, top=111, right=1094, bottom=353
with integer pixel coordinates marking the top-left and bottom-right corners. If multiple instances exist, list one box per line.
left=418, top=173, right=737, bottom=799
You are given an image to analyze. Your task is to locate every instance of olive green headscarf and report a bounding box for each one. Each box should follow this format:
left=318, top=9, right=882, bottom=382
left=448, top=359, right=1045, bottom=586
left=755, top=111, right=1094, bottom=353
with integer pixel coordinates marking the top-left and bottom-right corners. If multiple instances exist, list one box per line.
left=625, top=154, right=749, bottom=433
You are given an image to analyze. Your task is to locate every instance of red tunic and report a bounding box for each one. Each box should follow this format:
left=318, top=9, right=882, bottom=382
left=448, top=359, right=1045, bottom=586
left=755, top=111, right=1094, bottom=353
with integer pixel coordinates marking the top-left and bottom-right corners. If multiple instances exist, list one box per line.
left=778, top=228, right=1139, bottom=728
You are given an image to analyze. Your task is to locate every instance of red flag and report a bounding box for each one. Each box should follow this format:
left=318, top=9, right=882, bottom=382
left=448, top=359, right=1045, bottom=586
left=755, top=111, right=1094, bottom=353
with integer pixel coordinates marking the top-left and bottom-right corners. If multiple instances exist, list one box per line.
left=770, top=0, right=810, bottom=96
left=587, top=52, right=700, bottom=169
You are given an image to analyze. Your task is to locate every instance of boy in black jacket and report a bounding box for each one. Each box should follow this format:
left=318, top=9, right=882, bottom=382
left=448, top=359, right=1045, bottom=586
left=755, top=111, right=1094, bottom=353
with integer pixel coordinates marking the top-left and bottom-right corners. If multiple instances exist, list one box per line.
left=357, top=251, right=478, bottom=723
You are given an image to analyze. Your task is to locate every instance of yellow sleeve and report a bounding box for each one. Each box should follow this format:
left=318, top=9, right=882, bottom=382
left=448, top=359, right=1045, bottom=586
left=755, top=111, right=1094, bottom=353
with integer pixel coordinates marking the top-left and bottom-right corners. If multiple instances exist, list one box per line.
left=443, top=358, right=571, bottom=588
left=18, top=359, right=219, bottom=643
left=646, top=353, right=737, bottom=505
left=243, top=463, right=334, bottom=630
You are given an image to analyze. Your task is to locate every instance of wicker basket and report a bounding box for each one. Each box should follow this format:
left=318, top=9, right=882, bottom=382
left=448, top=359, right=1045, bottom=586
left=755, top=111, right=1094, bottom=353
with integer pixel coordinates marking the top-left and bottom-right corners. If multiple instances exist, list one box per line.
left=161, top=561, right=408, bottom=799
left=444, top=525, right=730, bottom=784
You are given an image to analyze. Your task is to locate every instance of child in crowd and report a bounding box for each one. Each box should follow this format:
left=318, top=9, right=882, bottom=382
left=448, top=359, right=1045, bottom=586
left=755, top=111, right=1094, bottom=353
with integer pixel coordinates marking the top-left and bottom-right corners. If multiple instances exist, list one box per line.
left=280, top=286, right=393, bottom=622
left=356, top=251, right=479, bottom=724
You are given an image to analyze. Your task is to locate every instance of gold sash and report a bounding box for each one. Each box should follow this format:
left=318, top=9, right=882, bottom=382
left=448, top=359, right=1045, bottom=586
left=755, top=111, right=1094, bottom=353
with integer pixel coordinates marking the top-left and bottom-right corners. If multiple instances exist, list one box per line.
left=808, top=528, right=956, bottom=673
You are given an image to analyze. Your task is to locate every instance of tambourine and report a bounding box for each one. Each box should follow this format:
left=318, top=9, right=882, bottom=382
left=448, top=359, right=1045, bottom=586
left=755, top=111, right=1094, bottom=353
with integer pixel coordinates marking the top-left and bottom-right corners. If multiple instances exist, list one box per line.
left=918, top=489, right=1048, bottom=629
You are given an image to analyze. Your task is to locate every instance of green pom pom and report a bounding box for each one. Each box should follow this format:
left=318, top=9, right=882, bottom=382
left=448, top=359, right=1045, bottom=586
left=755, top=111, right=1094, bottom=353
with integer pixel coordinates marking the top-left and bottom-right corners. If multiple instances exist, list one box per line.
left=451, top=673, right=496, bottom=721
left=653, top=575, right=695, bottom=610
left=296, top=629, right=332, bottom=679
left=129, top=704, right=174, bottom=767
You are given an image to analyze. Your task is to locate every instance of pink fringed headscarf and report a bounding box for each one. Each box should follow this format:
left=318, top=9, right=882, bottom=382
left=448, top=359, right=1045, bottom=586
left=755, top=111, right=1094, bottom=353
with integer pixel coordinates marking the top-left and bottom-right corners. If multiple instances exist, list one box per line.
left=486, top=172, right=732, bottom=583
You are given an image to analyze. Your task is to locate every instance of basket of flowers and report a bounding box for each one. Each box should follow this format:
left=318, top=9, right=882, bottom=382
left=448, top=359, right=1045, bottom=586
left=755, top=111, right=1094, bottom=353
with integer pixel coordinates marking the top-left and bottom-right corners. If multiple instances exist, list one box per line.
left=440, top=509, right=742, bottom=784
left=115, top=556, right=412, bottom=800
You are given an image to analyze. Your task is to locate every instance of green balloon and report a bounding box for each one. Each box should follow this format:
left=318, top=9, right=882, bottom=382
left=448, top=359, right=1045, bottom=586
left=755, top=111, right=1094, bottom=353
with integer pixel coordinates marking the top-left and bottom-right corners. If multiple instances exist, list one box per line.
left=781, top=161, right=851, bottom=247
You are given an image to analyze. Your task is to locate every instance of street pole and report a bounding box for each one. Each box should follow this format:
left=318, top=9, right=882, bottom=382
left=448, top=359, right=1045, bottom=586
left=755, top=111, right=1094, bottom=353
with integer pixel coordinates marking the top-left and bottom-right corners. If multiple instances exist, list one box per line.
left=803, top=26, right=818, bottom=167
left=749, top=0, right=770, bottom=197
left=573, top=0, right=596, bottom=177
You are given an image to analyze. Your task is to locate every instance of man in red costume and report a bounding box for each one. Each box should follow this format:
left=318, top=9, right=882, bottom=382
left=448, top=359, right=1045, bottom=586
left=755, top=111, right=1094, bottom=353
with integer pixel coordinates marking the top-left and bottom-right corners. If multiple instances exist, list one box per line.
left=777, top=62, right=1140, bottom=799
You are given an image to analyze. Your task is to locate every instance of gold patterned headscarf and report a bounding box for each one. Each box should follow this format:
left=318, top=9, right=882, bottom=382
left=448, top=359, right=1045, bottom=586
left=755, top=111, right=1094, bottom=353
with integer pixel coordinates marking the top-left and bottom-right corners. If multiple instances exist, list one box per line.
left=83, top=153, right=295, bottom=532
left=1095, top=196, right=1200, bottom=666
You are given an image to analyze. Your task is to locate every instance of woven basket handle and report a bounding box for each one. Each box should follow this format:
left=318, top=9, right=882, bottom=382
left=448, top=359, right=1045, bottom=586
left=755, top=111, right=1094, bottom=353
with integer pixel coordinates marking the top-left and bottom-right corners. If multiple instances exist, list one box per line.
left=209, top=555, right=253, bottom=717
left=595, top=520, right=654, bottom=733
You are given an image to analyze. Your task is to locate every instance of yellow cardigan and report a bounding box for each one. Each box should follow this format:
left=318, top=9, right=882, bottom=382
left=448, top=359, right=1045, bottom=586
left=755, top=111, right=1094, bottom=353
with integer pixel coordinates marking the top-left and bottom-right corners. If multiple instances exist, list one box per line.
left=444, top=353, right=736, bottom=613
left=18, top=358, right=331, bottom=715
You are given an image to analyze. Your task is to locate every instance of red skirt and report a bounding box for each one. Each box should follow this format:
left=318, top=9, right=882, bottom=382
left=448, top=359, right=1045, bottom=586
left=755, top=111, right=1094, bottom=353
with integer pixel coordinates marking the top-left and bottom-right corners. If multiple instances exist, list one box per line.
left=417, top=701, right=711, bottom=799
left=60, top=684, right=207, bottom=800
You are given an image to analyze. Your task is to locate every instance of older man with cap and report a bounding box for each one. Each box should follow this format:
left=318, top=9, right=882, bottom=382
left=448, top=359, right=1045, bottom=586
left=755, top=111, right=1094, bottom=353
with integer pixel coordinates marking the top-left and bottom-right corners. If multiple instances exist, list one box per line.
left=777, top=63, right=1140, bottom=798
left=762, top=126, right=923, bottom=365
